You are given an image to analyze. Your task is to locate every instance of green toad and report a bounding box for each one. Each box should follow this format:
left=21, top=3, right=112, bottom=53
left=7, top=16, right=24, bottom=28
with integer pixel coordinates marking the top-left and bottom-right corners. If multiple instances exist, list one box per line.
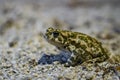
left=45, top=27, right=109, bottom=66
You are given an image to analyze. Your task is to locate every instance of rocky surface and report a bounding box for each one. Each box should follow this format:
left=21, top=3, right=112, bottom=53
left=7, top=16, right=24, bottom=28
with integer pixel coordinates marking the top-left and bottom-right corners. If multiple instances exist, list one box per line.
left=0, top=0, right=120, bottom=80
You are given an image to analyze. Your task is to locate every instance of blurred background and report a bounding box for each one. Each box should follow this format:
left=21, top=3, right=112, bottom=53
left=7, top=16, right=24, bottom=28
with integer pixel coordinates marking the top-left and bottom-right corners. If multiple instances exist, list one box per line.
left=0, top=0, right=120, bottom=34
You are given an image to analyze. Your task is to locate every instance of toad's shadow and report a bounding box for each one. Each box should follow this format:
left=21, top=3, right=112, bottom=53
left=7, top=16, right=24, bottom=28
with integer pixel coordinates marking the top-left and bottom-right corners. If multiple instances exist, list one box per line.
left=38, top=51, right=71, bottom=65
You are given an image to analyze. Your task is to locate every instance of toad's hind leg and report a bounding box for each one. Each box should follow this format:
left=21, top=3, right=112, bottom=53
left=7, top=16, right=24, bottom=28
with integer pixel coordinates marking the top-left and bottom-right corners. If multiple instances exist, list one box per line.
left=84, top=53, right=109, bottom=64
left=93, top=54, right=109, bottom=63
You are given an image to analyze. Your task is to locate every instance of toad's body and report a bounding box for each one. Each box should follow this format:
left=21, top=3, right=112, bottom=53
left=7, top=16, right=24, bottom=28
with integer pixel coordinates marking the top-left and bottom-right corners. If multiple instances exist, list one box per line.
left=45, top=27, right=109, bottom=66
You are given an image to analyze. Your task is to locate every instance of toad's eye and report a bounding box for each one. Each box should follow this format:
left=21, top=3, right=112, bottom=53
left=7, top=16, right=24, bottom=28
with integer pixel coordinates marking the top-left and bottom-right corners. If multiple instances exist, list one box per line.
left=52, top=31, right=59, bottom=38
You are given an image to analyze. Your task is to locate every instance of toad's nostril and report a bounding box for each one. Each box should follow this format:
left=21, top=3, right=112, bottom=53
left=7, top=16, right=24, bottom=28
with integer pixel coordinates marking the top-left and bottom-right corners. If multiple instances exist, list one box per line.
left=44, top=35, right=46, bottom=39
left=46, top=27, right=54, bottom=32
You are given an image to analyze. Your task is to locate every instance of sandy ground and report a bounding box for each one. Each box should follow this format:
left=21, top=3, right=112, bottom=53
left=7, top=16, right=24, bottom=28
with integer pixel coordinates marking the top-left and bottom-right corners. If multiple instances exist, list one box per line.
left=0, top=0, right=120, bottom=80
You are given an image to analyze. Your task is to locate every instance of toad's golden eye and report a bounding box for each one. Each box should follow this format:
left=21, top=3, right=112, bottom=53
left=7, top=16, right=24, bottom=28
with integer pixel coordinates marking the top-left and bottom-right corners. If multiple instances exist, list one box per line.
left=52, top=31, right=59, bottom=38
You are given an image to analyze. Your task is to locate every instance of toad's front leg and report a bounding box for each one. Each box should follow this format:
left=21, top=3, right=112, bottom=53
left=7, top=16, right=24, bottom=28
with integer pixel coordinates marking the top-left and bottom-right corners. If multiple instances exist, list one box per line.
left=64, top=52, right=78, bottom=67
left=64, top=47, right=85, bottom=67
left=64, top=50, right=85, bottom=67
